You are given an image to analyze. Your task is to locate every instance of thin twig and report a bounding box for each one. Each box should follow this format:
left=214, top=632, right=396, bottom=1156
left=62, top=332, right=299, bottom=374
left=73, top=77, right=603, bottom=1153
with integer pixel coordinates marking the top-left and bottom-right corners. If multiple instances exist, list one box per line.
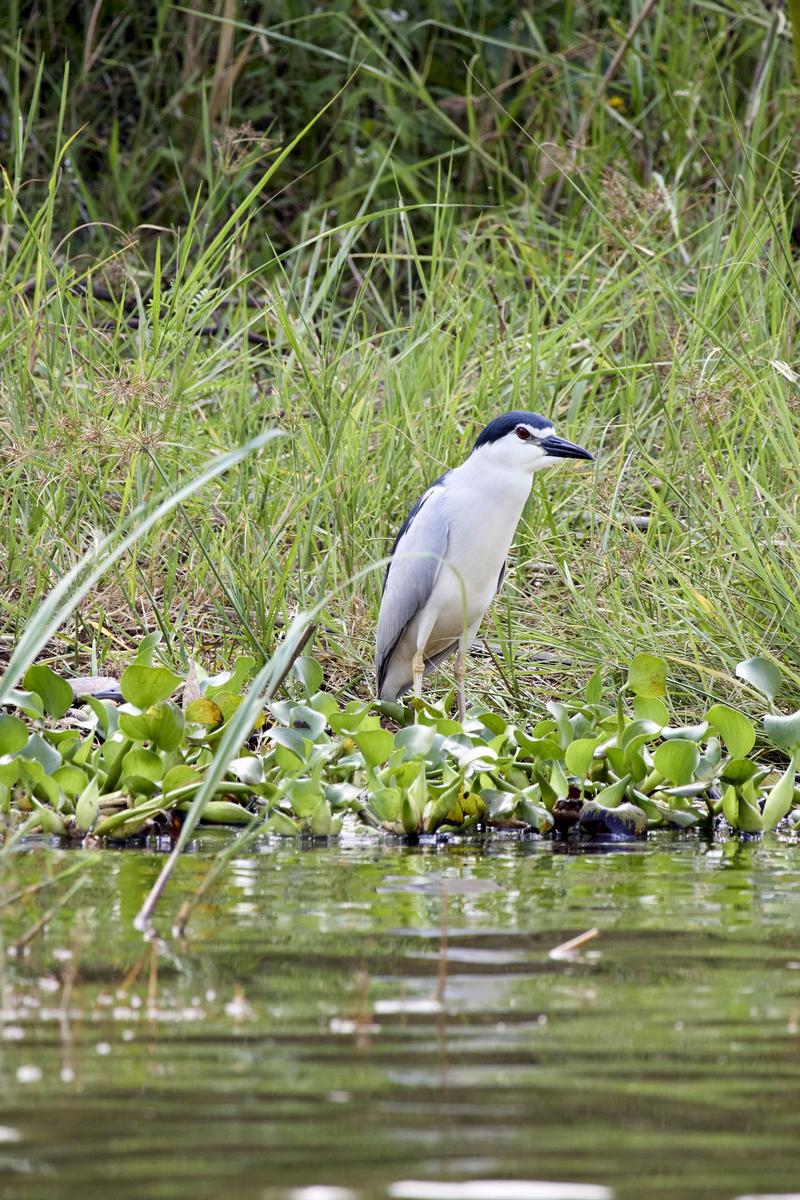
left=548, top=926, right=600, bottom=961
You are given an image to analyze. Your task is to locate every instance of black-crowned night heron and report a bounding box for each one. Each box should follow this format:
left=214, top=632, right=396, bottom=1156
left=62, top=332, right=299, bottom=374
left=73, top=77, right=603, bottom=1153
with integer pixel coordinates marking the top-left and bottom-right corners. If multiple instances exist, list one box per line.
left=375, top=411, right=594, bottom=719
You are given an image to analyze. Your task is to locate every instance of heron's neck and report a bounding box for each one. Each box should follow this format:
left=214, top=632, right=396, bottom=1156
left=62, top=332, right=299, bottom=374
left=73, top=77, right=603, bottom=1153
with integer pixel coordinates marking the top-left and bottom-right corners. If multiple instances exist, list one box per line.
left=452, top=449, right=535, bottom=506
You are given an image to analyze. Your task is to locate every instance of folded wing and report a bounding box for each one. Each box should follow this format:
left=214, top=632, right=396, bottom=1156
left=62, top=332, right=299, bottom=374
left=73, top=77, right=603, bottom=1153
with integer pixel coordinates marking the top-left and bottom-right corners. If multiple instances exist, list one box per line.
left=375, top=482, right=450, bottom=695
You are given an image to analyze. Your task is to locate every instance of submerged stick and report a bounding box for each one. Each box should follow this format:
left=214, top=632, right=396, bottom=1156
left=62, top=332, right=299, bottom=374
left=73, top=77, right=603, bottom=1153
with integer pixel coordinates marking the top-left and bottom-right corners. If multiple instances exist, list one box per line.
left=548, top=926, right=600, bottom=960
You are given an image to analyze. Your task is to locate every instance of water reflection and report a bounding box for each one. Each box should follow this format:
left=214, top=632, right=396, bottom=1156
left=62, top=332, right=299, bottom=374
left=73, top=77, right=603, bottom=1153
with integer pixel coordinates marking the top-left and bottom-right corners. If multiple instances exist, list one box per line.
left=1, top=832, right=799, bottom=1200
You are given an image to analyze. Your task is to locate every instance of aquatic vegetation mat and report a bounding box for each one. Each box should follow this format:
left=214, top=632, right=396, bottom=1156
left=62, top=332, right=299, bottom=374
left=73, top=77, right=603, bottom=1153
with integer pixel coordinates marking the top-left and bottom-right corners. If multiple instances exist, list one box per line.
left=2, top=639, right=798, bottom=853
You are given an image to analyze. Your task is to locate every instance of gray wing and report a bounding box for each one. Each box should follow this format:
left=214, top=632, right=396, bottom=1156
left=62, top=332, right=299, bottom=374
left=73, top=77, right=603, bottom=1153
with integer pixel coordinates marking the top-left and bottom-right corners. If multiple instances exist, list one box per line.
left=376, top=484, right=450, bottom=695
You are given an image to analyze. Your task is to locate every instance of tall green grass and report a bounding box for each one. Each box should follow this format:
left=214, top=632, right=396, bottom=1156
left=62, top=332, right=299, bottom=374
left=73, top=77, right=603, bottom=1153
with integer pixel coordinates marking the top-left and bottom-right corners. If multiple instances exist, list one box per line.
left=1, top=0, right=799, bottom=720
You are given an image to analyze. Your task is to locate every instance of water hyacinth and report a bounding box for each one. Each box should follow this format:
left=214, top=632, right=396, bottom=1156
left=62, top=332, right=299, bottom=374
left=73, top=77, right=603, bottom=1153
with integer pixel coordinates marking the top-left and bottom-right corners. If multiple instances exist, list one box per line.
left=1, top=642, right=799, bottom=847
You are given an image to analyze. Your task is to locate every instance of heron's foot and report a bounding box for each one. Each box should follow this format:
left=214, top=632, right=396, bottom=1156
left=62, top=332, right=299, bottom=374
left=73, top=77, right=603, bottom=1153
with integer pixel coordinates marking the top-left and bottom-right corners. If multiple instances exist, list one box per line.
left=454, top=649, right=466, bottom=723
left=412, top=651, right=425, bottom=699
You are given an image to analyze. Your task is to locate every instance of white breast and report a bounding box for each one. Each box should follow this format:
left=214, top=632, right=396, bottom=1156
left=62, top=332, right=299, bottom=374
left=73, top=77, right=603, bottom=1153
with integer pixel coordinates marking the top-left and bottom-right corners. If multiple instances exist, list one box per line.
left=414, top=460, right=532, bottom=652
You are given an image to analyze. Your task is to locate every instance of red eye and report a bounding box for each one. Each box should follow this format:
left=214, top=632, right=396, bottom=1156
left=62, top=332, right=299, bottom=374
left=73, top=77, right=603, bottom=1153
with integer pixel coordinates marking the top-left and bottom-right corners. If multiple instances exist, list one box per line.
left=515, top=426, right=531, bottom=440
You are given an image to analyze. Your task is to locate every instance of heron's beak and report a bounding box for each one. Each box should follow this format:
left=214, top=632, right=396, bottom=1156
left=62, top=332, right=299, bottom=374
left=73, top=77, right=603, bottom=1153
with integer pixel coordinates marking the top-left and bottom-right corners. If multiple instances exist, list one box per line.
left=540, top=434, right=594, bottom=462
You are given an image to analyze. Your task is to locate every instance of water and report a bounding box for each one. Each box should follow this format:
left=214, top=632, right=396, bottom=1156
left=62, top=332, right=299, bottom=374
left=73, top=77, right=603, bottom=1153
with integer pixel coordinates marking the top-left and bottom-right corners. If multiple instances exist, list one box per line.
left=1, top=831, right=799, bottom=1200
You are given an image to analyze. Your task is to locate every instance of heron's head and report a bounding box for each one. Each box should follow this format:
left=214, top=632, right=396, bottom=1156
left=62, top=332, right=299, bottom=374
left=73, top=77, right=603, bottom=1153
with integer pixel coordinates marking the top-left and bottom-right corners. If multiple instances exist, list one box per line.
left=471, top=410, right=594, bottom=473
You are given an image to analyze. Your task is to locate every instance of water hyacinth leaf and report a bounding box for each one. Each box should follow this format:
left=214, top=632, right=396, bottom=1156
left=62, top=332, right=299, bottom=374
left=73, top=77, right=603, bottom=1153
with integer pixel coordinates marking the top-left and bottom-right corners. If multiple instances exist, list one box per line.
left=5, top=688, right=45, bottom=719
left=133, top=632, right=162, bottom=666
left=395, top=724, right=437, bottom=758
left=722, top=784, right=738, bottom=827
left=532, top=718, right=558, bottom=739
left=627, top=654, right=668, bottom=698
left=514, top=729, right=563, bottom=760
left=32, top=770, right=61, bottom=808
left=75, top=776, right=101, bottom=832
left=275, top=743, right=304, bottom=772
left=662, top=722, right=708, bottom=742
left=162, top=765, right=203, bottom=794
left=720, top=757, right=760, bottom=784
left=565, top=737, right=601, bottom=779
left=213, top=691, right=248, bottom=724
left=696, top=736, right=722, bottom=780
left=309, top=799, right=335, bottom=835
left=283, top=776, right=322, bottom=818
left=0, top=758, right=20, bottom=787
left=645, top=794, right=699, bottom=828
left=0, top=714, right=28, bottom=755
left=288, top=704, right=328, bottom=741
left=442, top=789, right=485, bottom=828
left=569, top=712, right=594, bottom=741
left=448, top=743, right=498, bottom=771
left=205, top=655, right=256, bottom=698
left=229, top=757, right=264, bottom=786
left=328, top=706, right=371, bottom=735
left=47, top=730, right=81, bottom=749
left=72, top=738, right=93, bottom=767
left=402, top=794, right=421, bottom=834
left=118, top=710, right=150, bottom=741
left=186, top=800, right=252, bottom=826
left=593, top=773, right=630, bottom=809
left=269, top=727, right=307, bottom=758
left=31, top=801, right=67, bottom=836
left=354, top=728, right=394, bottom=767
left=309, top=690, right=339, bottom=718
left=22, top=664, right=73, bottom=719
left=478, top=711, right=507, bottom=737
left=424, top=779, right=463, bottom=831
left=633, top=695, right=669, bottom=726
left=621, top=720, right=661, bottom=750
left=119, top=702, right=184, bottom=752
left=738, top=791, right=764, bottom=834
left=293, top=656, right=323, bottom=696
left=762, top=755, right=798, bottom=831
left=606, top=746, right=626, bottom=778
left=550, top=760, right=569, bottom=800
left=265, top=811, right=301, bottom=836
left=546, top=701, right=573, bottom=748
left=185, top=698, right=224, bottom=727
left=624, top=744, right=648, bottom=784
left=653, top=739, right=700, bottom=786
left=421, top=714, right=462, bottom=736
left=516, top=797, right=554, bottom=833
left=368, top=786, right=403, bottom=825
left=736, top=655, right=782, bottom=703
left=51, top=764, right=88, bottom=796
left=324, top=782, right=360, bottom=808
left=20, top=732, right=61, bottom=774
left=706, top=704, right=756, bottom=758
left=384, top=759, right=420, bottom=790
left=481, top=788, right=517, bottom=820
left=763, top=710, right=800, bottom=754
left=121, top=748, right=163, bottom=783
left=86, top=696, right=118, bottom=738
left=120, top=665, right=182, bottom=709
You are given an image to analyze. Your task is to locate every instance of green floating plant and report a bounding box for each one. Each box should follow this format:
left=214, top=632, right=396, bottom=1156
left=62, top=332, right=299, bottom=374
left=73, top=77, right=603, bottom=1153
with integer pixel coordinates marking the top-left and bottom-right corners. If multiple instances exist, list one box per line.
left=0, top=643, right=798, bottom=845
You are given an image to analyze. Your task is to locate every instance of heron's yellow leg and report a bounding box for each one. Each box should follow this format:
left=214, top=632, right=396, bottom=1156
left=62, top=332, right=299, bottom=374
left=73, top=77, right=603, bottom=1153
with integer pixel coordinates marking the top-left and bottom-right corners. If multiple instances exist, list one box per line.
left=412, top=651, right=425, bottom=698
left=454, top=648, right=466, bottom=722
